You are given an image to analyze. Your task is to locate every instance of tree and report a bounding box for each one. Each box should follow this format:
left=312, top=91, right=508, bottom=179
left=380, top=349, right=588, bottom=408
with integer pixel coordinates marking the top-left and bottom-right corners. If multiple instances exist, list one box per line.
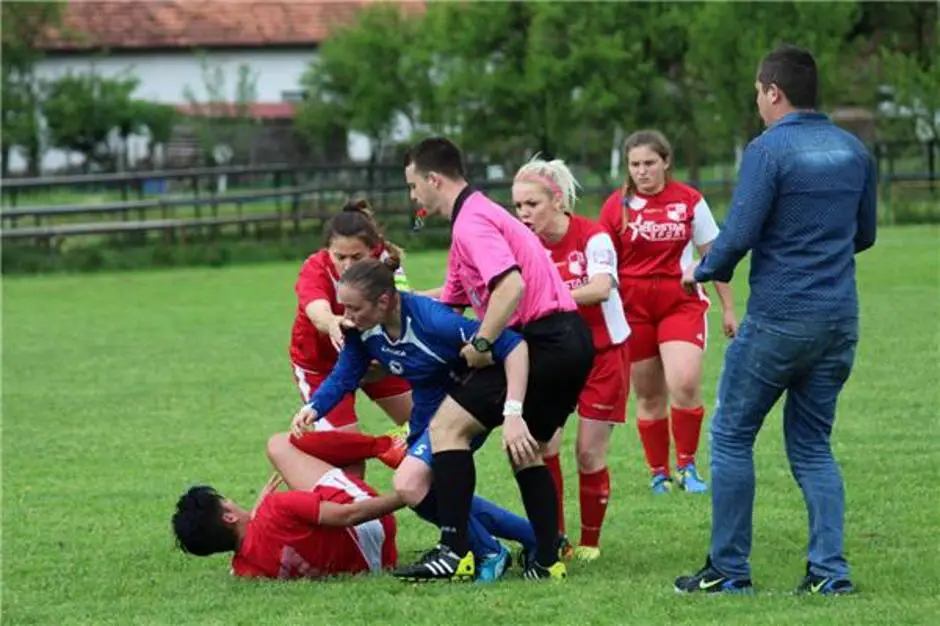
left=42, top=69, right=139, bottom=171
left=182, top=54, right=260, bottom=165
left=1, top=1, right=63, bottom=176
left=683, top=2, right=861, bottom=164
left=876, top=4, right=939, bottom=143
left=295, top=4, right=426, bottom=164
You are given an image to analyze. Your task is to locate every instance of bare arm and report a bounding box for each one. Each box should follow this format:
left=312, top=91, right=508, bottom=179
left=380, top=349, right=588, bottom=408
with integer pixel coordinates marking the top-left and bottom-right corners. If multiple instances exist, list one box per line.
left=697, top=242, right=734, bottom=312
left=503, top=340, right=529, bottom=406
left=571, top=274, right=614, bottom=306
left=305, top=299, right=340, bottom=333
left=317, top=493, right=406, bottom=527
left=476, top=270, right=524, bottom=342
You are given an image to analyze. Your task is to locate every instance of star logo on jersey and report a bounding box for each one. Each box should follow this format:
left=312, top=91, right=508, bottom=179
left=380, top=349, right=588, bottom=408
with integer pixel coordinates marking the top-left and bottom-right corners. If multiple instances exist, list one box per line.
left=626, top=213, right=687, bottom=242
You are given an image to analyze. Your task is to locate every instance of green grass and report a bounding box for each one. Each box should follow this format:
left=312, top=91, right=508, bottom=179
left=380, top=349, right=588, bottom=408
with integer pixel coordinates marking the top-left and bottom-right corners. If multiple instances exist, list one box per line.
left=3, top=226, right=939, bottom=625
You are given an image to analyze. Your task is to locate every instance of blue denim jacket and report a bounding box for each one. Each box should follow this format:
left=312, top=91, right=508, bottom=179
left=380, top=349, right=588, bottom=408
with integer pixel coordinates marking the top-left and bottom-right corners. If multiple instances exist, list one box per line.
left=695, top=111, right=877, bottom=321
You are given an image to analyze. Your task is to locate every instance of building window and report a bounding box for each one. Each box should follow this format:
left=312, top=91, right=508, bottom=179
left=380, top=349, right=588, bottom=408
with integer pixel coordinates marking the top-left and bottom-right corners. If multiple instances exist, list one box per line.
left=281, top=90, right=308, bottom=103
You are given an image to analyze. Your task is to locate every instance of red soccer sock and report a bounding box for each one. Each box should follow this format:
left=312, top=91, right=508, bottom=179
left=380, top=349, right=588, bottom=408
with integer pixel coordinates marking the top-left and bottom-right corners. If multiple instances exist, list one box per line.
left=671, top=406, right=705, bottom=469
left=637, top=417, right=670, bottom=476
left=578, top=467, right=610, bottom=548
left=289, top=431, right=392, bottom=468
left=544, top=453, right=566, bottom=535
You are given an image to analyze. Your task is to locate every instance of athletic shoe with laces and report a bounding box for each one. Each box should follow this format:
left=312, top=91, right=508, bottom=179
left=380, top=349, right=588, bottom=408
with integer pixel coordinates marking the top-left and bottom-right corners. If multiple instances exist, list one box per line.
left=522, top=560, right=567, bottom=581
left=393, top=544, right=475, bottom=582
left=574, top=545, right=600, bottom=561
left=651, top=472, right=674, bottom=494
left=677, top=463, right=708, bottom=493
left=794, top=563, right=854, bottom=595
left=476, top=544, right=512, bottom=583
left=674, top=557, right=754, bottom=594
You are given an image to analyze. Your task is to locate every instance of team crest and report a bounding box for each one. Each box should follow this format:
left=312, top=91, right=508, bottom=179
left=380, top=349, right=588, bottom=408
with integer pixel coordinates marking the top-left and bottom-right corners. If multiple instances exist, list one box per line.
left=666, top=202, right=688, bottom=222
left=567, top=251, right=586, bottom=276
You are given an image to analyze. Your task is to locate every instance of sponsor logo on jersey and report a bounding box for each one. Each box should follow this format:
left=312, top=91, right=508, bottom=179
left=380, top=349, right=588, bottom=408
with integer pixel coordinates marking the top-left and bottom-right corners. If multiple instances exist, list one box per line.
left=626, top=214, right=688, bottom=242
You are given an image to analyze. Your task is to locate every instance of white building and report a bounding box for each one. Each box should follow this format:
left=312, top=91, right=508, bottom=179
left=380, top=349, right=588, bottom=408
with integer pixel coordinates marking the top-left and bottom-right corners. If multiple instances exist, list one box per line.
left=12, top=0, right=416, bottom=174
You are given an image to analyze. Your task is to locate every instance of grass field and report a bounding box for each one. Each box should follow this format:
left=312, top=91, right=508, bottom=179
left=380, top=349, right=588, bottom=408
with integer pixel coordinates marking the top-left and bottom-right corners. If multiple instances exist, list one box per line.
left=3, top=225, right=939, bottom=625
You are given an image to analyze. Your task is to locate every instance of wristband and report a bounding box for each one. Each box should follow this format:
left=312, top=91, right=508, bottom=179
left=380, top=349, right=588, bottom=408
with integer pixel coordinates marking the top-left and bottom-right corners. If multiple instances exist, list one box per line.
left=503, top=400, right=523, bottom=416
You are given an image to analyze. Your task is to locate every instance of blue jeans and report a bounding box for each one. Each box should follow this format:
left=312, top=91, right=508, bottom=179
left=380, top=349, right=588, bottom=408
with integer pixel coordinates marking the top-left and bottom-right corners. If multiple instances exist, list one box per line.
left=709, top=315, right=858, bottom=580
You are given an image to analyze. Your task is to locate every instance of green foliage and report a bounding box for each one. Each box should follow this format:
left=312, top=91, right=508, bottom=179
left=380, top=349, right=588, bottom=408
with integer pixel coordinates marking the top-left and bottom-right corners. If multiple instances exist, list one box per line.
left=1, top=1, right=63, bottom=176
left=294, top=0, right=935, bottom=179
left=42, top=69, right=140, bottom=171
left=296, top=4, right=423, bottom=161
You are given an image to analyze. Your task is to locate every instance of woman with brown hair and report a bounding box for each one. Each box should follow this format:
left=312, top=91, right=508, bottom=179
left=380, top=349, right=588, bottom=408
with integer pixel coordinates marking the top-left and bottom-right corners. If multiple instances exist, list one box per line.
left=288, top=198, right=413, bottom=441
left=599, top=130, right=737, bottom=494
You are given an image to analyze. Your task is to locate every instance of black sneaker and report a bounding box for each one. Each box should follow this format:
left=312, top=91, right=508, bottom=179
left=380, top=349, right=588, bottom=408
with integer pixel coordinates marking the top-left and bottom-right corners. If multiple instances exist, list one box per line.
left=795, top=563, right=854, bottom=595
left=522, top=559, right=567, bottom=581
left=393, top=544, right=475, bottom=582
left=674, top=557, right=754, bottom=594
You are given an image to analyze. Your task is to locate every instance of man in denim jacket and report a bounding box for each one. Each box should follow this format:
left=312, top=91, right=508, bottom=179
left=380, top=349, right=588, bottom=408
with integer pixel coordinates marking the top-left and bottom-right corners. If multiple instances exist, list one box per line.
left=675, top=44, right=877, bottom=596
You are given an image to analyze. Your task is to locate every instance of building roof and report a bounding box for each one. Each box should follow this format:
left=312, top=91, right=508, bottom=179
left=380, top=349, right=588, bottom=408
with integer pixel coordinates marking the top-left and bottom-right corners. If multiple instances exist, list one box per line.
left=40, top=0, right=423, bottom=52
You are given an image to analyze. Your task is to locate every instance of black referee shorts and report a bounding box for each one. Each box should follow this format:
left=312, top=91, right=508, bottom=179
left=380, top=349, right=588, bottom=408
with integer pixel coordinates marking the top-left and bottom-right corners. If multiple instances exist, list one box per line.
left=449, top=311, right=595, bottom=443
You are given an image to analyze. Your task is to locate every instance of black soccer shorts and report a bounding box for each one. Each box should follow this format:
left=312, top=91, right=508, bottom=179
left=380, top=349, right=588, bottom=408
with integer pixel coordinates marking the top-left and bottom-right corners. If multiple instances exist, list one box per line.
left=449, top=311, right=595, bottom=443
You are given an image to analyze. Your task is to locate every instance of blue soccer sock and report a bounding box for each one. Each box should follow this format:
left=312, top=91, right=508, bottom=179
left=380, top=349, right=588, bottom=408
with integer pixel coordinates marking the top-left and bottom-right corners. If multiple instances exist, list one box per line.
left=471, top=495, right=537, bottom=554
left=411, top=489, right=502, bottom=557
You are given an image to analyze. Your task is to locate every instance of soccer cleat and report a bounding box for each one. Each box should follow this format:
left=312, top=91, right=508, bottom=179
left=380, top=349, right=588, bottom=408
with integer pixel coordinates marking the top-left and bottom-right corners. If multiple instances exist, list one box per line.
left=558, top=534, right=575, bottom=560
left=674, top=557, right=753, bottom=594
left=476, top=544, right=512, bottom=583
left=650, top=472, right=674, bottom=494
left=393, top=544, right=475, bottom=582
left=794, top=564, right=854, bottom=595
left=375, top=427, right=408, bottom=470
left=677, top=463, right=708, bottom=493
left=574, top=545, right=601, bottom=561
left=523, top=560, right=567, bottom=581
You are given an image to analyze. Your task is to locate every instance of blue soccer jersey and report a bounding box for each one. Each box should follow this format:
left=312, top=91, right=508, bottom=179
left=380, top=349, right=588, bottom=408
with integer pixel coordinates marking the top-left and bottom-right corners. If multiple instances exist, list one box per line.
left=307, top=292, right=522, bottom=439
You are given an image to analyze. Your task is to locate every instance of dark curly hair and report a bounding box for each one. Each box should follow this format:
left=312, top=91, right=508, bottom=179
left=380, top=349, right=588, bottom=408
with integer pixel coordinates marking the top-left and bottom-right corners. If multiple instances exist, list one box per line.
left=171, top=485, right=237, bottom=557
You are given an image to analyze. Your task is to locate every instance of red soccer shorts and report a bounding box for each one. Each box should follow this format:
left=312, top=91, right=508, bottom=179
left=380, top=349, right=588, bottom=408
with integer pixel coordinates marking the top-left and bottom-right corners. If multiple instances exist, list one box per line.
left=578, top=342, right=630, bottom=423
left=291, top=363, right=411, bottom=429
left=620, top=277, right=710, bottom=363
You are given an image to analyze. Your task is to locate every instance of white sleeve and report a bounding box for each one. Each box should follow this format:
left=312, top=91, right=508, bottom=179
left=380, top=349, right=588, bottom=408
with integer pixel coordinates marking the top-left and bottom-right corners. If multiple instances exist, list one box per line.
left=692, top=197, right=720, bottom=246
left=585, top=232, right=618, bottom=282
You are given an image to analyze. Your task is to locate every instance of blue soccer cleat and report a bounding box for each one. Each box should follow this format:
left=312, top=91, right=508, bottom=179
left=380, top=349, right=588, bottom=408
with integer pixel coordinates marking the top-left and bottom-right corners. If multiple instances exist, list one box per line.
left=650, top=472, right=674, bottom=494
left=476, top=543, right=512, bottom=583
left=677, top=463, right=708, bottom=493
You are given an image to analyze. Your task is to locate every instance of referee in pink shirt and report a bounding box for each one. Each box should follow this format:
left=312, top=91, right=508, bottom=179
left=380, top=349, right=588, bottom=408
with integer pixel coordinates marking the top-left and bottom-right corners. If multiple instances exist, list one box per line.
left=393, top=137, right=595, bottom=582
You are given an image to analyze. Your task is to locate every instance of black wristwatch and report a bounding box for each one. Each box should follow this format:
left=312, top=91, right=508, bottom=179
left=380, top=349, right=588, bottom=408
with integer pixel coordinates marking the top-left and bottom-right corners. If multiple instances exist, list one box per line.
left=471, top=336, right=493, bottom=353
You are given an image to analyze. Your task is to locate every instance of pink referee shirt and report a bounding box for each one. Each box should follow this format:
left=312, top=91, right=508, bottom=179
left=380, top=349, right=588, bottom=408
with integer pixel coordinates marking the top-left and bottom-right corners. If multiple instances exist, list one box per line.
left=440, top=188, right=576, bottom=327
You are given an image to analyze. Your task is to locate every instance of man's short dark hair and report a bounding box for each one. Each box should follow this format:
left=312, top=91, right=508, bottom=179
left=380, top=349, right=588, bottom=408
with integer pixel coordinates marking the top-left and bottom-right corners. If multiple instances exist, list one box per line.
left=757, top=44, right=818, bottom=109
left=403, top=137, right=465, bottom=179
left=172, top=486, right=237, bottom=556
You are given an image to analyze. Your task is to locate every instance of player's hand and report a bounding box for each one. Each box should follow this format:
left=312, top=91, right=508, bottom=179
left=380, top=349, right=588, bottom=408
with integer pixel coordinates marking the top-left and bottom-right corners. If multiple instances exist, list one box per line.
left=252, top=472, right=283, bottom=513
left=290, top=405, right=318, bottom=438
left=460, top=343, right=495, bottom=368
left=722, top=309, right=739, bottom=338
left=328, top=316, right=346, bottom=352
left=680, top=260, right=700, bottom=295
left=503, top=413, right=539, bottom=466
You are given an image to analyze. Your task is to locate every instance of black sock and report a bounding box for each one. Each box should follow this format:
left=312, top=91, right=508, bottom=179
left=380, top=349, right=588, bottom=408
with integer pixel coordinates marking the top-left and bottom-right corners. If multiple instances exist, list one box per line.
left=515, top=465, right=560, bottom=566
left=431, top=450, right=475, bottom=555
left=412, top=489, right=439, bottom=525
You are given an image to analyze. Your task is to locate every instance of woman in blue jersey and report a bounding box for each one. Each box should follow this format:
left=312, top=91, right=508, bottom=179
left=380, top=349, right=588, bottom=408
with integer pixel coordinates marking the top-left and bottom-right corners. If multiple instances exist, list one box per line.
left=290, top=258, right=536, bottom=581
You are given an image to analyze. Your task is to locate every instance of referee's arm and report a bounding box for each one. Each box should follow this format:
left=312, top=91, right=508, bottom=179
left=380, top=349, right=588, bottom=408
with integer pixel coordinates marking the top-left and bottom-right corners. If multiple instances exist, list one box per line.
left=475, top=269, right=523, bottom=342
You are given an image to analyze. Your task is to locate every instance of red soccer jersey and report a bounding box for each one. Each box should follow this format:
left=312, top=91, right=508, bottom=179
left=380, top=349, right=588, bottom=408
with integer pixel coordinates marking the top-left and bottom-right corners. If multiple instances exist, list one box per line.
left=290, top=249, right=342, bottom=372
left=542, top=214, right=630, bottom=351
left=231, top=470, right=397, bottom=580
left=598, top=181, right=720, bottom=281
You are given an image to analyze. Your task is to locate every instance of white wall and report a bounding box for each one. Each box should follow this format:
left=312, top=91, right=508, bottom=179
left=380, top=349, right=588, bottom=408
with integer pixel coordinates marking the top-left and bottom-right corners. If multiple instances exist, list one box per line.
left=6, top=47, right=408, bottom=174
